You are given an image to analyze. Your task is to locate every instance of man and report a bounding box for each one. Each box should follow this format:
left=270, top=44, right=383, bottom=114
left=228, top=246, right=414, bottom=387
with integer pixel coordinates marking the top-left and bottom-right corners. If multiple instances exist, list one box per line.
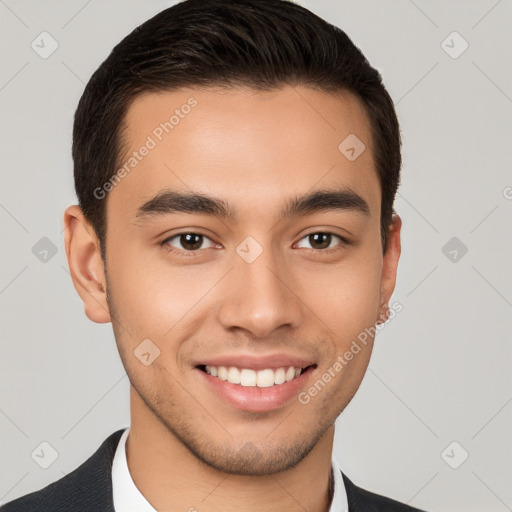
left=1, top=0, right=427, bottom=510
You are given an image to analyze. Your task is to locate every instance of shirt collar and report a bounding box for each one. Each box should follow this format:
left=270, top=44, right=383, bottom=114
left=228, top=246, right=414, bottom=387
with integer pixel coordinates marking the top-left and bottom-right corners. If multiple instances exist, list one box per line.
left=112, top=427, right=348, bottom=512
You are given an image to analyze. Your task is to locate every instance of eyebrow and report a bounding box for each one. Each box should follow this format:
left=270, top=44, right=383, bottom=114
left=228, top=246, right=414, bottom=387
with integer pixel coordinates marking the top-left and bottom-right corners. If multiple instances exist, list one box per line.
left=135, top=187, right=370, bottom=223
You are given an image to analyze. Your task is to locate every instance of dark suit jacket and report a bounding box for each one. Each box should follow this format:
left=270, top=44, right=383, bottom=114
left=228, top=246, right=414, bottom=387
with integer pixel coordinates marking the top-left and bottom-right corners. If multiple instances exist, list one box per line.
left=1, top=429, right=427, bottom=511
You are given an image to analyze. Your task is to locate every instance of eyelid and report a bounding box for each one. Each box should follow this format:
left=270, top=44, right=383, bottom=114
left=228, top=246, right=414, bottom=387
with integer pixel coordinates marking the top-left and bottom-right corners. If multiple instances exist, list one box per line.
left=294, top=231, right=348, bottom=251
left=161, top=231, right=218, bottom=255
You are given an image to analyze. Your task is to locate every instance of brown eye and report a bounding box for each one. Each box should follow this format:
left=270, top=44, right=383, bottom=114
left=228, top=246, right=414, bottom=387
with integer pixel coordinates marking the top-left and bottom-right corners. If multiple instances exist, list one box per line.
left=163, top=232, right=215, bottom=253
left=178, top=233, right=203, bottom=251
left=295, top=232, right=346, bottom=251
left=308, top=233, right=332, bottom=250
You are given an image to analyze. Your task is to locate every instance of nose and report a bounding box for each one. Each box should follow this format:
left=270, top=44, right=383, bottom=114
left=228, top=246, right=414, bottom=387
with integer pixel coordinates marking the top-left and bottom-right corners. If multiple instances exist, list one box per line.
left=217, top=243, right=304, bottom=338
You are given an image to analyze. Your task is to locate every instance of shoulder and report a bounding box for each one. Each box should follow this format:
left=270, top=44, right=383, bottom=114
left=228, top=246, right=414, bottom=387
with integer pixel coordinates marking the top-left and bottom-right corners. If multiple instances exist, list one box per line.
left=1, top=429, right=124, bottom=512
left=342, top=472, right=428, bottom=512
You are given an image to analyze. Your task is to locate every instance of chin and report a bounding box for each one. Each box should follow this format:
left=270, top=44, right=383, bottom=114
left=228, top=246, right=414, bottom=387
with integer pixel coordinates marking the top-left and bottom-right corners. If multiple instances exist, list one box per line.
left=194, top=441, right=315, bottom=475
left=170, top=420, right=329, bottom=476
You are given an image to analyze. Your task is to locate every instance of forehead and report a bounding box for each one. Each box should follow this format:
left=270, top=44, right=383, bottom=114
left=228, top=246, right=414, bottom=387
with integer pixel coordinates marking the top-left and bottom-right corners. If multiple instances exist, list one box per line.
left=107, top=85, right=379, bottom=222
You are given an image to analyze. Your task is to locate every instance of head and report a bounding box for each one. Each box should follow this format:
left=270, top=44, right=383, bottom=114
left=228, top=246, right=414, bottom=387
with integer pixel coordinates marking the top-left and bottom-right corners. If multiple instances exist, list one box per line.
left=65, top=0, right=402, bottom=475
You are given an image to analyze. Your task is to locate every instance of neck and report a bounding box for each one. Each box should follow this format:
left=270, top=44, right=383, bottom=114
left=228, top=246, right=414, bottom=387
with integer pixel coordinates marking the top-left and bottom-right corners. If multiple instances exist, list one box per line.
left=126, top=387, right=335, bottom=512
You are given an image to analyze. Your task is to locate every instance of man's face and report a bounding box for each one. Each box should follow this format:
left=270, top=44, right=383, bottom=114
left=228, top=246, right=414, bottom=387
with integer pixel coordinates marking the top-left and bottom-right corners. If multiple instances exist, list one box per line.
left=98, top=85, right=399, bottom=474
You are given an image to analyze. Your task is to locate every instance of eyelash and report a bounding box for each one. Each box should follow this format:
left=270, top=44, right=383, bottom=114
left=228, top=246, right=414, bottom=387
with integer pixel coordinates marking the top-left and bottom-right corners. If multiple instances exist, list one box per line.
left=160, top=231, right=349, bottom=257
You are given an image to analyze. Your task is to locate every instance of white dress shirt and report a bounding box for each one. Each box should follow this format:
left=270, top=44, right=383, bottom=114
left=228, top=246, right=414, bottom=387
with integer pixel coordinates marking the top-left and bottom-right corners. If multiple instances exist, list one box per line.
left=112, top=427, right=349, bottom=512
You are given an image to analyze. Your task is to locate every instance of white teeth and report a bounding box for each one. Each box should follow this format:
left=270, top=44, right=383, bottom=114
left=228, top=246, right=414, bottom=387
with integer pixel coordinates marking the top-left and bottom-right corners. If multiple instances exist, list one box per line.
left=240, top=369, right=256, bottom=387
left=203, top=365, right=304, bottom=387
left=217, top=366, right=228, bottom=381
left=205, top=365, right=218, bottom=377
left=274, top=367, right=286, bottom=384
left=257, top=369, right=275, bottom=388
left=227, top=366, right=241, bottom=384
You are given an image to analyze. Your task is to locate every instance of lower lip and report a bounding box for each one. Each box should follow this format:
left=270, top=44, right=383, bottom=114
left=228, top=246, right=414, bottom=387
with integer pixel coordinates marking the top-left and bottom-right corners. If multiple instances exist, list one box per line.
left=195, top=366, right=315, bottom=412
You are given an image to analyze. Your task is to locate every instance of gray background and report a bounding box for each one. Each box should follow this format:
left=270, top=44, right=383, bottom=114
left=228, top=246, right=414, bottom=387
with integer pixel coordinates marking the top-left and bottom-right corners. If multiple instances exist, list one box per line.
left=1, top=1, right=511, bottom=511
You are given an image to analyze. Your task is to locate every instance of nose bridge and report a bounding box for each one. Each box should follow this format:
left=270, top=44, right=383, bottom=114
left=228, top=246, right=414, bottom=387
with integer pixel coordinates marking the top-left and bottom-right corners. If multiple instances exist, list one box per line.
left=217, top=236, right=303, bottom=337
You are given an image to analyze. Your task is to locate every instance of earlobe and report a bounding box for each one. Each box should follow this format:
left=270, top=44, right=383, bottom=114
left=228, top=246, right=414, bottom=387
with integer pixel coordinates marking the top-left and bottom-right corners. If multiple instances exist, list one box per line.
left=376, top=302, right=390, bottom=326
left=63, top=205, right=111, bottom=324
left=377, top=213, right=402, bottom=324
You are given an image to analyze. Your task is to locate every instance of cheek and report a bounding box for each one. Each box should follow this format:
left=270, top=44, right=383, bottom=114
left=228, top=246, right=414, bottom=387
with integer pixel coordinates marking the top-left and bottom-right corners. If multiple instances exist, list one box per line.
left=106, top=245, right=223, bottom=340
left=295, top=252, right=383, bottom=338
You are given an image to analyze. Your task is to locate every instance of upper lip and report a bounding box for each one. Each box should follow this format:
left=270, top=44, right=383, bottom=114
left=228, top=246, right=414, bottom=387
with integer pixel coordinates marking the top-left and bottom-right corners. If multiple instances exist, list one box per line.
left=195, top=353, right=316, bottom=371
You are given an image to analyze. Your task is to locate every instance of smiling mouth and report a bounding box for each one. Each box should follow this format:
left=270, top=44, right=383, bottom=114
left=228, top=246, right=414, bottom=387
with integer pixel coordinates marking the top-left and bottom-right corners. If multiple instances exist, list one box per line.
left=197, top=364, right=316, bottom=388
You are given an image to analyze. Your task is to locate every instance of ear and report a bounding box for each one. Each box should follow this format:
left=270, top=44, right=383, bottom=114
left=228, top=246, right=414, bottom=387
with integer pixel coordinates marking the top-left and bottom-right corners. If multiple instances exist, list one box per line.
left=376, top=213, right=402, bottom=325
left=63, top=205, right=111, bottom=323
